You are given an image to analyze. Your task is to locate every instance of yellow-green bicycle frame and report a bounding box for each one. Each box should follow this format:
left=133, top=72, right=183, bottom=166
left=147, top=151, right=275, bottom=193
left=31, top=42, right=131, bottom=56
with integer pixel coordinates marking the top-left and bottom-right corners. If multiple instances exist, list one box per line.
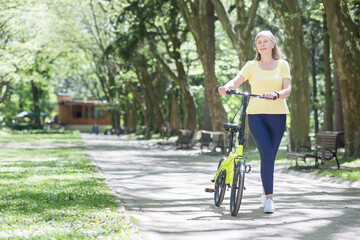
left=214, top=145, right=244, bottom=186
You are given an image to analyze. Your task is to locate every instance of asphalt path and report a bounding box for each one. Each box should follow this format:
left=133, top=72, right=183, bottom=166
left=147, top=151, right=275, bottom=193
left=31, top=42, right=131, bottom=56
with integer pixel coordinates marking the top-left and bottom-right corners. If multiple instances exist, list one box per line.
left=82, top=134, right=360, bottom=240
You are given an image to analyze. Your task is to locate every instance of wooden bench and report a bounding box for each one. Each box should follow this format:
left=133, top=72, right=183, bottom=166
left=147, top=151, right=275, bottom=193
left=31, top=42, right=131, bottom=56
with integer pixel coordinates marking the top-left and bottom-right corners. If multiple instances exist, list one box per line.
left=286, top=131, right=344, bottom=169
left=176, top=129, right=194, bottom=149
left=199, top=130, right=225, bottom=154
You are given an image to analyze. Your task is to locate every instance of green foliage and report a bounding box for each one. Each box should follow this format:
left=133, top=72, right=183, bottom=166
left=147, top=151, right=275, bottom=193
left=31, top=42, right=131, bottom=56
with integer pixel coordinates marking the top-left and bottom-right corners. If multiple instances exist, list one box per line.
left=0, top=0, right=357, bottom=146
left=314, top=157, right=360, bottom=181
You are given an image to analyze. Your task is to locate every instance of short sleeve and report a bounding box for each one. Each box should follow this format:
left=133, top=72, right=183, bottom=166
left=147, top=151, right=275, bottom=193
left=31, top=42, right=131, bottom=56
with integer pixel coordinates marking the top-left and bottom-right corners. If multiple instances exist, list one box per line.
left=281, top=60, right=291, bottom=80
left=238, top=61, right=253, bottom=80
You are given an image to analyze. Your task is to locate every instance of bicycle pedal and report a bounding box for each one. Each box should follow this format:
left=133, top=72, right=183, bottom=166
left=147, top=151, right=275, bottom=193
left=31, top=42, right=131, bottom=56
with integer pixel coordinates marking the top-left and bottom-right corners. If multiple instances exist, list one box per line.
left=205, top=188, right=215, bottom=193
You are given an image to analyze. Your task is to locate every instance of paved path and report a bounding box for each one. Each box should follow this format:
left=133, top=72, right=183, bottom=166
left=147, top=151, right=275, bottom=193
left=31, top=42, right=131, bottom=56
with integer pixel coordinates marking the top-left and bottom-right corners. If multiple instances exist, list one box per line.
left=82, top=134, right=360, bottom=240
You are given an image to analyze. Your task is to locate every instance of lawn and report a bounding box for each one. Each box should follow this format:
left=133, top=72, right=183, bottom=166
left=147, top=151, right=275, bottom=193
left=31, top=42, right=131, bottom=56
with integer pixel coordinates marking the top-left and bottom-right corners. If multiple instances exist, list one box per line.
left=0, top=129, right=82, bottom=143
left=0, top=132, right=141, bottom=239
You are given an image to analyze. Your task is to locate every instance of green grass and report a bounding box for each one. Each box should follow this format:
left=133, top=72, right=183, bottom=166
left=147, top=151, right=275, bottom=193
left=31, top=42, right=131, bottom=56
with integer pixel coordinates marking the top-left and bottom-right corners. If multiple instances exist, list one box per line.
left=312, top=158, right=360, bottom=181
left=0, top=130, right=82, bottom=143
left=287, top=156, right=360, bottom=182
left=0, top=133, right=141, bottom=239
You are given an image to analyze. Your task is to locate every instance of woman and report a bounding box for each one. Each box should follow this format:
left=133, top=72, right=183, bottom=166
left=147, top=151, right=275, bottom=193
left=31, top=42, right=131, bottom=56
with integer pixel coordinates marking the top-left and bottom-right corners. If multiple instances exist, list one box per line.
left=217, top=30, right=291, bottom=214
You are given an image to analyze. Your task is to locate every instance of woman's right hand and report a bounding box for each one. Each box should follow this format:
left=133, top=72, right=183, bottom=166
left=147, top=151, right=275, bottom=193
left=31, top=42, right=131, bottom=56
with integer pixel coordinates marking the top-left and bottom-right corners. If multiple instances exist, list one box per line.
left=217, top=86, right=229, bottom=96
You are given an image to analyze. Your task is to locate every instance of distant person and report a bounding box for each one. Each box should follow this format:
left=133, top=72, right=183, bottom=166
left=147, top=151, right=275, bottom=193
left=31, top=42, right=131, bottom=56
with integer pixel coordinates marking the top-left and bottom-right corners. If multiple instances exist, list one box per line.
left=217, top=30, right=291, bottom=213
left=92, top=124, right=99, bottom=135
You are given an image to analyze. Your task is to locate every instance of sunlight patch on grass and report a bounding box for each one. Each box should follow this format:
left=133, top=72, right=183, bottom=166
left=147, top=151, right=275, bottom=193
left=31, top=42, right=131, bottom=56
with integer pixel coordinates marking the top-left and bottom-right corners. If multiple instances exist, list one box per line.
left=0, top=131, right=82, bottom=143
left=314, top=169, right=360, bottom=182
left=312, top=157, right=360, bottom=182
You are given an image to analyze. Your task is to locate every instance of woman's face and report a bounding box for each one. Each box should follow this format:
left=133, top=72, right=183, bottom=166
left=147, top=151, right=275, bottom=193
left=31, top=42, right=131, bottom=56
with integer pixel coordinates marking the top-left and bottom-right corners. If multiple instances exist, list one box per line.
left=256, top=36, right=275, bottom=57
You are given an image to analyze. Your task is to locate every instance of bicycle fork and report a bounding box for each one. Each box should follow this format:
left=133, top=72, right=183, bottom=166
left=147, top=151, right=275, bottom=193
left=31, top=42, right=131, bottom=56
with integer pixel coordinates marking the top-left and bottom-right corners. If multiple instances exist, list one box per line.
left=205, top=145, right=251, bottom=193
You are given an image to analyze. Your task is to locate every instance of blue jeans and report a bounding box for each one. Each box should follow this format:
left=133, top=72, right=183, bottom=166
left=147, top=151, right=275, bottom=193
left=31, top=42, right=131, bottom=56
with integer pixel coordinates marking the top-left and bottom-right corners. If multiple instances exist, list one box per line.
left=248, top=114, right=286, bottom=195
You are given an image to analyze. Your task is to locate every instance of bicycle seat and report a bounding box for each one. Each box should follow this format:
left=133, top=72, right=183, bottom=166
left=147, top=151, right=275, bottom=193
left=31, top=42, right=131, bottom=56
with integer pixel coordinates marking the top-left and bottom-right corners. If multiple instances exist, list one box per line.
left=223, top=123, right=241, bottom=132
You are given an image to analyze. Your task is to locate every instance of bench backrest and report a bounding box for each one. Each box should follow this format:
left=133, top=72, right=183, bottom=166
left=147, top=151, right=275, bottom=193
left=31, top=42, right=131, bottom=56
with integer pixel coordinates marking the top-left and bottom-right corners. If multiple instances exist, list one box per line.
left=200, top=132, right=212, bottom=143
left=315, top=131, right=342, bottom=152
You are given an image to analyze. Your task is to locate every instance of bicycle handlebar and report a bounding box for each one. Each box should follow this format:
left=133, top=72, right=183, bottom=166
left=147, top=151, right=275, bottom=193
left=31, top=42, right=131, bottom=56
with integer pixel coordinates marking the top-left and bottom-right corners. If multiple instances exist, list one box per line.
left=215, top=85, right=276, bottom=100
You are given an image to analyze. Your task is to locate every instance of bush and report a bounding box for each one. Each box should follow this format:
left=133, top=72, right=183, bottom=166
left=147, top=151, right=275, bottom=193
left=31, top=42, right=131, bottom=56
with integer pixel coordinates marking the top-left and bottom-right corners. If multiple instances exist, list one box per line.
left=12, top=123, right=43, bottom=130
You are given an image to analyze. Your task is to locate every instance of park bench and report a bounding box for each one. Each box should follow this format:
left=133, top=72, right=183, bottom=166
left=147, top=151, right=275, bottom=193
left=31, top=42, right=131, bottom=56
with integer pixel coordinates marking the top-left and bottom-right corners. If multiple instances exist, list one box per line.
left=286, top=131, right=344, bottom=169
left=176, top=129, right=194, bottom=149
left=199, top=130, right=225, bottom=154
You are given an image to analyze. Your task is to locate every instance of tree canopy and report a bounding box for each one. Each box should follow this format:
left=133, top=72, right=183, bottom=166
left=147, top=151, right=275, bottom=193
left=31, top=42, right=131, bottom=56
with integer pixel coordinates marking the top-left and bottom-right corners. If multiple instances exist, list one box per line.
left=0, top=0, right=359, bottom=157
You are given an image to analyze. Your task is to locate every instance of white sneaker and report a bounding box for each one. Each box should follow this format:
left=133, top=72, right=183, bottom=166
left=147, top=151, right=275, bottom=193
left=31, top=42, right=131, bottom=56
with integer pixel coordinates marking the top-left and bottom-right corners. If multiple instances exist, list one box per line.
left=260, top=194, right=266, bottom=208
left=263, top=199, right=275, bottom=214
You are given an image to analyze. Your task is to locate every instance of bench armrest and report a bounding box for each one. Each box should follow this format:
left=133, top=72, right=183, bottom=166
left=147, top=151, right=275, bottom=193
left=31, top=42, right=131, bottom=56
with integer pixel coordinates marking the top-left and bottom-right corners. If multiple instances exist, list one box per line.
left=315, top=148, right=336, bottom=157
left=296, top=145, right=312, bottom=152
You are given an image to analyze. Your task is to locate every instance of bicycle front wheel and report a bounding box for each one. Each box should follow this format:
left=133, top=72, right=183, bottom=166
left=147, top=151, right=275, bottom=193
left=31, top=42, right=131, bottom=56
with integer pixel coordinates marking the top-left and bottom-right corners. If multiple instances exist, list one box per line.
left=214, top=169, right=226, bottom=207
left=230, top=162, right=245, bottom=216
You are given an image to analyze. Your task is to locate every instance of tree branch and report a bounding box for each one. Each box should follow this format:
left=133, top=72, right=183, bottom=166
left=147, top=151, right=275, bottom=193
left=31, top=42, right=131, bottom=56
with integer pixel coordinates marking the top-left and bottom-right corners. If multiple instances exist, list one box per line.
left=90, top=0, right=105, bottom=52
left=244, top=0, right=260, bottom=36
left=308, top=32, right=329, bottom=52
left=210, top=0, right=239, bottom=51
left=154, top=54, right=178, bottom=83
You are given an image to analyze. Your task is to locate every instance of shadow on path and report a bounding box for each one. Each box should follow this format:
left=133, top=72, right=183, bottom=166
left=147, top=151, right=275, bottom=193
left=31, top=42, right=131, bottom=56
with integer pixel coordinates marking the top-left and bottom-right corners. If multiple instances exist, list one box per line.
left=82, top=134, right=360, bottom=240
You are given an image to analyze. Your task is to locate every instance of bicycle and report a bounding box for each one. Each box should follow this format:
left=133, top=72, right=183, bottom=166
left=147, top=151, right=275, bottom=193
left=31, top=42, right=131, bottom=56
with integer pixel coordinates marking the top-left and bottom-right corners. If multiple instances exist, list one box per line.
left=205, top=86, right=275, bottom=216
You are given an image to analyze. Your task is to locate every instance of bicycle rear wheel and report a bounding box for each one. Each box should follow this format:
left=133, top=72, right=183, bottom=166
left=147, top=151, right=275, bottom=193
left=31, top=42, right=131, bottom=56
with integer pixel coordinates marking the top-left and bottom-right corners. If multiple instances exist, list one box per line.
left=214, top=169, right=226, bottom=207
left=230, top=162, right=245, bottom=216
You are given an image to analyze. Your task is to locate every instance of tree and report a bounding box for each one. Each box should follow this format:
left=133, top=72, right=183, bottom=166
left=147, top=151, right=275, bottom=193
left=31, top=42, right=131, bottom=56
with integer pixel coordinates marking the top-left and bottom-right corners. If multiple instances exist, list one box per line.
left=271, top=0, right=310, bottom=150
left=323, top=12, right=333, bottom=131
left=177, top=0, right=227, bottom=131
left=323, top=0, right=360, bottom=157
left=210, top=0, right=259, bottom=75
left=210, top=0, right=259, bottom=145
left=105, top=0, right=170, bottom=134
left=0, top=0, right=23, bottom=105
left=151, top=0, right=199, bottom=132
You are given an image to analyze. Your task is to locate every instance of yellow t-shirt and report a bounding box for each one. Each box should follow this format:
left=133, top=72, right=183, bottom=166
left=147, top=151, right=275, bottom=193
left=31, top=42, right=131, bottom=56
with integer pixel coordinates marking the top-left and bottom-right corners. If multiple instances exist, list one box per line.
left=238, top=60, right=291, bottom=114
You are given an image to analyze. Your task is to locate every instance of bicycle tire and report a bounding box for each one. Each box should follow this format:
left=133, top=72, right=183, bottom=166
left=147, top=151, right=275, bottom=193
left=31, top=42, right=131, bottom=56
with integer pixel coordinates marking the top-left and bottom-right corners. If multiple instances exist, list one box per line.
left=214, top=169, right=226, bottom=207
left=230, top=162, right=245, bottom=216
left=217, top=157, right=226, bottom=170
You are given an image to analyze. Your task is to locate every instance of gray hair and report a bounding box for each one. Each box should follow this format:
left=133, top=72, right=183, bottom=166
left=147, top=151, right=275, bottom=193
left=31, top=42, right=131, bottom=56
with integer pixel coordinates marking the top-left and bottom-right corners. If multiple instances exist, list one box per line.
left=254, top=30, right=282, bottom=61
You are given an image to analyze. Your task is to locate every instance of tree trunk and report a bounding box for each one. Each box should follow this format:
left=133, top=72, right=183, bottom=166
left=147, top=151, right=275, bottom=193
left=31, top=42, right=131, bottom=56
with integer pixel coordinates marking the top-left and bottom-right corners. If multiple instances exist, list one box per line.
left=31, top=80, right=41, bottom=127
left=210, top=0, right=259, bottom=146
left=333, top=71, right=344, bottom=147
left=128, top=97, right=138, bottom=133
left=271, top=0, right=310, bottom=150
left=136, top=56, right=166, bottom=133
left=202, top=88, right=212, bottom=131
left=0, top=81, right=10, bottom=105
left=324, top=0, right=360, bottom=157
left=323, top=13, right=333, bottom=131
left=154, top=50, right=198, bottom=132
left=310, top=33, right=319, bottom=133
left=94, top=58, right=121, bottom=131
left=128, top=84, right=147, bottom=130
left=333, top=71, right=343, bottom=131
left=177, top=0, right=227, bottom=131
left=169, top=90, right=181, bottom=135
left=175, top=56, right=198, bottom=131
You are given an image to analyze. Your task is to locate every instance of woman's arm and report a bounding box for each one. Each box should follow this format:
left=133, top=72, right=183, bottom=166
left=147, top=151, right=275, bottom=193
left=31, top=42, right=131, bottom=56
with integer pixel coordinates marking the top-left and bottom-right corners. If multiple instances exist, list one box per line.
left=278, top=78, right=291, bottom=98
left=218, top=74, right=246, bottom=96
left=263, top=78, right=291, bottom=100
